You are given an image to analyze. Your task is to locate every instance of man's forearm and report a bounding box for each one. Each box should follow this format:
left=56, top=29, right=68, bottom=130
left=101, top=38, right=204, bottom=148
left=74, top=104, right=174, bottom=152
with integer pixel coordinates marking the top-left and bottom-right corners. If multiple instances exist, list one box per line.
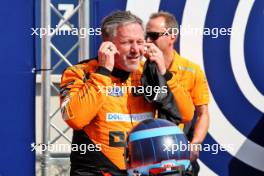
left=191, top=105, right=209, bottom=144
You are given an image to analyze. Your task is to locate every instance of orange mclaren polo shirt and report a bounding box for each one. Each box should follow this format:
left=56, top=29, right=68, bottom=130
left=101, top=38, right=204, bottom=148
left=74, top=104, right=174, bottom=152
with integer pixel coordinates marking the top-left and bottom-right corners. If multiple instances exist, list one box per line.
left=168, top=50, right=209, bottom=107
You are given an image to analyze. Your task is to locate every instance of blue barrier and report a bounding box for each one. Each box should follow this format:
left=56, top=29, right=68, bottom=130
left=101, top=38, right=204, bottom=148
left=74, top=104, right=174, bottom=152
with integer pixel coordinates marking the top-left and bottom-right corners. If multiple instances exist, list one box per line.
left=0, top=1, right=35, bottom=175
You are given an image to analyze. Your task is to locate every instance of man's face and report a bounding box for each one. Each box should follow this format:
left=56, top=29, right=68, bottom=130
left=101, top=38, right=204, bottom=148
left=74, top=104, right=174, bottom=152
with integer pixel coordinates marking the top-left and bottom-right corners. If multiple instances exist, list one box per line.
left=112, top=23, right=144, bottom=72
left=146, top=17, right=174, bottom=52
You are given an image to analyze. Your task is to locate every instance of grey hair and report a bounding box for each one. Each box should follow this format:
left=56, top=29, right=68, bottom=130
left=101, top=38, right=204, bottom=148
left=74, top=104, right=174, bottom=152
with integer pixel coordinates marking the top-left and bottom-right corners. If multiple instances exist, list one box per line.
left=101, top=11, right=143, bottom=40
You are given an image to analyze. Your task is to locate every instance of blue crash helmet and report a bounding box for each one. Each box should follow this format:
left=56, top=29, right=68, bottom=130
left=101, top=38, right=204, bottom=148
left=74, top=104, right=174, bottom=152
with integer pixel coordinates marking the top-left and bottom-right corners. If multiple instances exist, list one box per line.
left=125, top=119, right=191, bottom=176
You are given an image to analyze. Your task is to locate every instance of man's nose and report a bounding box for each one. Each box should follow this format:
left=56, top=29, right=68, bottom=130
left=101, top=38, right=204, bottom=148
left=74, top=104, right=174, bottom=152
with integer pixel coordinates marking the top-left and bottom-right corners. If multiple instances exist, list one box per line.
left=130, top=42, right=139, bottom=52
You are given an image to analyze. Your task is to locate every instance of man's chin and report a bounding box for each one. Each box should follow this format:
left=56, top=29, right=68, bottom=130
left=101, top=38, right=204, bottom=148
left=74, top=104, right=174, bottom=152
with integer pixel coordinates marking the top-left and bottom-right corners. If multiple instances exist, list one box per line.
left=125, top=63, right=139, bottom=72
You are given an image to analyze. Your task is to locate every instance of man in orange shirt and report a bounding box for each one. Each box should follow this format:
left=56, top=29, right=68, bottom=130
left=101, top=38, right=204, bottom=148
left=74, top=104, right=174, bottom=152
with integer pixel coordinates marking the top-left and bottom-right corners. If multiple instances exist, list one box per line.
left=60, top=11, right=194, bottom=175
left=146, top=11, right=210, bottom=175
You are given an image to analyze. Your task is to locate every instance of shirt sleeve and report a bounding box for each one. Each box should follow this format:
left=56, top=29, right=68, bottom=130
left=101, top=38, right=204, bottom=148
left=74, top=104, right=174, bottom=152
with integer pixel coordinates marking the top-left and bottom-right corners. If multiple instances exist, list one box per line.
left=60, top=65, right=112, bottom=130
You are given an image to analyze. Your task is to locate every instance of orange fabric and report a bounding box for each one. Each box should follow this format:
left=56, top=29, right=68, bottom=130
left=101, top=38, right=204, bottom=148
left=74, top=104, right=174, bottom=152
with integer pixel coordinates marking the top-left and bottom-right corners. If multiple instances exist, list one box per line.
left=60, top=59, right=155, bottom=169
left=59, top=54, right=205, bottom=169
left=169, top=50, right=210, bottom=108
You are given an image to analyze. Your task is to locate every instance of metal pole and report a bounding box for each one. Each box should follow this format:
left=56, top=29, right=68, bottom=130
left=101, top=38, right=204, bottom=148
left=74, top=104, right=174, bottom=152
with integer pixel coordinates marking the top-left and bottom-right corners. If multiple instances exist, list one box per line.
left=41, top=0, right=51, bottom=175
left=79, top=0, right=89, bottom=61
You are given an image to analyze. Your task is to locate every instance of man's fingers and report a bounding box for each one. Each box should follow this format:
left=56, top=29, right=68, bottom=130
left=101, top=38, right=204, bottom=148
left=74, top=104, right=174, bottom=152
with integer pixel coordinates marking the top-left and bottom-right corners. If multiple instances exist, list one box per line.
left=98, top=42, right=110, bottom=52
left=98, top=41, right=117, bottom=71
left=144, top=43, right=161, bottom=57
left=109, top=46, right=119, bottom=55
left=99, top=42, right=116, bottom=53
left=101, top=43, right=118, bottom=56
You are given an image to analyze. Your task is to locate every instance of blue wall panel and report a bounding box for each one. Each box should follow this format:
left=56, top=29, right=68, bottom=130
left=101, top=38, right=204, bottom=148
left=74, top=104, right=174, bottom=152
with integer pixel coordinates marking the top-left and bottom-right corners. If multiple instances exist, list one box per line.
left=0, top=0, right=35, bottom=175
